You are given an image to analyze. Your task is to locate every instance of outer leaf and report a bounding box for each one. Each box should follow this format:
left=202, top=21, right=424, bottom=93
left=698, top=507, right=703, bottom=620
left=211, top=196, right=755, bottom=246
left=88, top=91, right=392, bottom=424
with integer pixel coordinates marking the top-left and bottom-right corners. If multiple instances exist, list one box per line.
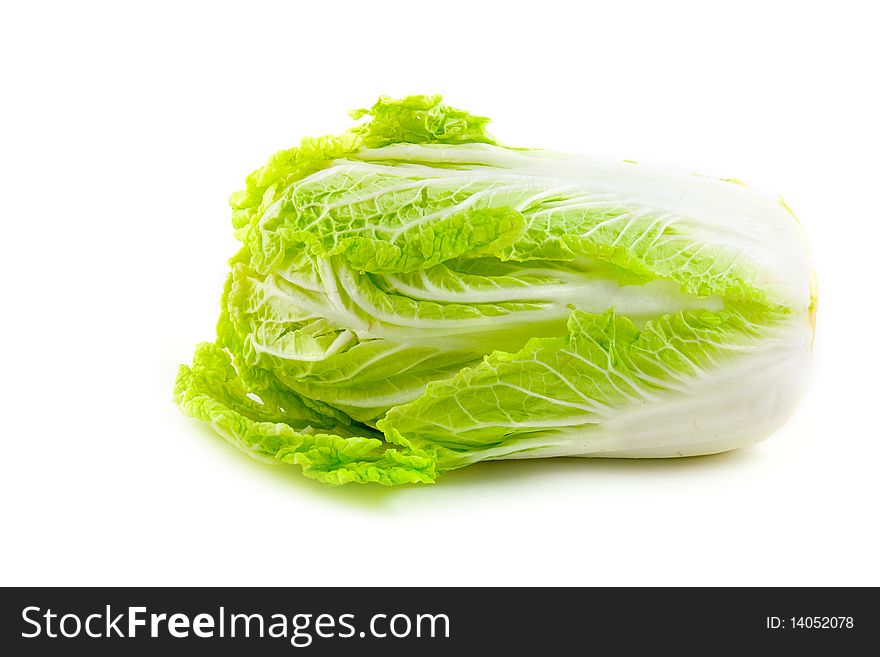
left=175, top=344, right=439, bottom=485
left=380, top=307, right=811, bottom=461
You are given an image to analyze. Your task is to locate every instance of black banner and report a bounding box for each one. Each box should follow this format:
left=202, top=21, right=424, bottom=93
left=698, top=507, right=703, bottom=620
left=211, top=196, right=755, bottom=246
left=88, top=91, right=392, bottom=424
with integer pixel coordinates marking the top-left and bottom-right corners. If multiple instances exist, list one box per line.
left=1, top=587, right=874, bottom=654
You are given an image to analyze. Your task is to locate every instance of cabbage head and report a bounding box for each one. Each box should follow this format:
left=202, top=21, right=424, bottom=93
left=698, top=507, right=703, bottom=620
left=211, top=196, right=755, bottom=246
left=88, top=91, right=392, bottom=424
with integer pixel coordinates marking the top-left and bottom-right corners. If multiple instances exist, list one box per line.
left=175, top=95, right=816, bottom=486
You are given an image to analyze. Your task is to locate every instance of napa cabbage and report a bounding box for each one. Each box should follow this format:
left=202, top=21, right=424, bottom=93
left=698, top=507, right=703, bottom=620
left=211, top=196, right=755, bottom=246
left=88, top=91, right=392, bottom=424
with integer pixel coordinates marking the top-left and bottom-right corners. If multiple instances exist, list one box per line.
left=174, top=94, right=815, bottom=485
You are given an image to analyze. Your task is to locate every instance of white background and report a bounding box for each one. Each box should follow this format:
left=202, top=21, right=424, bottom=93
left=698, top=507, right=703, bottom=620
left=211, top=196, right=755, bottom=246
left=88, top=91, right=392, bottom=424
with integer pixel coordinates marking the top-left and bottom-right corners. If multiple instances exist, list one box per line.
left=2, top=0, right=878, bottom=587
